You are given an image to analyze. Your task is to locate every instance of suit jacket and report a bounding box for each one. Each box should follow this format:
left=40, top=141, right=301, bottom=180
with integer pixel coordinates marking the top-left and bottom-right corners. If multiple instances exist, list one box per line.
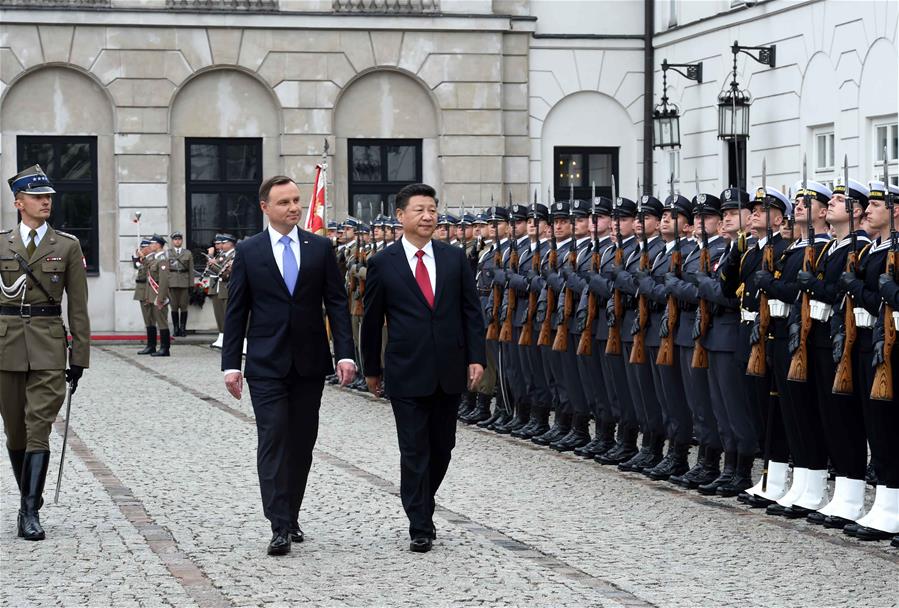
left=361, top=239, right=486, bottom=398
left=221, top=228, right=354, bottom=379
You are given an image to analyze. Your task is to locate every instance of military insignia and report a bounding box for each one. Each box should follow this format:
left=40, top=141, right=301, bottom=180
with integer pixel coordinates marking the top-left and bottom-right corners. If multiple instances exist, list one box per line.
left=50, top=275, right=60, bottom=283
left=45, top=256, right=62, bottom=262
left=641, top=195, right=649, bottom=203
left=161, top=265, right=167, bottom=270
left=756, top=188, right=766, bottom=198
left=556, top=203, right=563, bottom=210
left=724, top=190, right=732, bottom=200
left=698, top=194, right=706, bottom=204
left=615, top=197, right=622, bottom=206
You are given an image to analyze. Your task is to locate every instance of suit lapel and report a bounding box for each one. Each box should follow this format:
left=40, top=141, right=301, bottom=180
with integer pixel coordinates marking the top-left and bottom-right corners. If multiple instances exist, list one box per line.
left=260, top=231, right=292, bottom=298
left=433, top=242, right=448, bottom=308
left=388, top=243, right=431, bottom=309
left=294, top=232, right=312, bottom=300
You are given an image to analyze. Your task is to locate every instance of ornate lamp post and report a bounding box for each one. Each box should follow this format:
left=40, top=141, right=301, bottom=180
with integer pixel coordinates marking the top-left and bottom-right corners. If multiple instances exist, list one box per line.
left=653, top=59, right=703, bottom=149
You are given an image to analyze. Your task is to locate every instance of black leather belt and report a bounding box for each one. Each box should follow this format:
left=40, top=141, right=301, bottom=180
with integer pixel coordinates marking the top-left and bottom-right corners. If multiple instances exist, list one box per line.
left=0, top=304, right=62, bottom=318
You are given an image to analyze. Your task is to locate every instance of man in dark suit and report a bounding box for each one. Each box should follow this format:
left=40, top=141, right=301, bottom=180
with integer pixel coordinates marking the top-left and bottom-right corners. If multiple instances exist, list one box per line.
left=221, top=175, right=355, bottom=556
left=361, top=183, right=486, bottom=553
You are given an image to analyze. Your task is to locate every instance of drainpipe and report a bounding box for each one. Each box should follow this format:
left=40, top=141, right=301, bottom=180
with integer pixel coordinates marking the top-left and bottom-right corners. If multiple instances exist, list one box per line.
left=643, top=0, right=654, bottom=193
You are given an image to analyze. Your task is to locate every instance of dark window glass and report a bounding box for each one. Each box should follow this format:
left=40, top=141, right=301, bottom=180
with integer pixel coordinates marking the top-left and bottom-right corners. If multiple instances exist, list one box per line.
left=185, top=138, right=263, bottom=269
left=348, top=139, right=422, bottom=221
left=16, top=136, right=99, bottom=274
left=553, top=146, right=619, bottom=201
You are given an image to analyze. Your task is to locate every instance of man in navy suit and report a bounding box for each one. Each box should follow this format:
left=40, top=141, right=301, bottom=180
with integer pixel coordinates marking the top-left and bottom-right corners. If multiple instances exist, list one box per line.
left=222, top=175, right=355, bottom=556
left=361, top=183, right=486, bottom=553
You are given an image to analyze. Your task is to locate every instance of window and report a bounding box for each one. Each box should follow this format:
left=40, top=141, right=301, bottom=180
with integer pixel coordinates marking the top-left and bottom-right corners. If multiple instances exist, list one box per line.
left=16, top=136, right=99, bottom=274
left=874, top=121, right=898, bottom=187
left=553, top=146, right=619, bottom=201
left=185, top=138, right=263, bottom=268
left=815, top=130, right=834, bottom=172
left=347, top=139, right=422, bottom=223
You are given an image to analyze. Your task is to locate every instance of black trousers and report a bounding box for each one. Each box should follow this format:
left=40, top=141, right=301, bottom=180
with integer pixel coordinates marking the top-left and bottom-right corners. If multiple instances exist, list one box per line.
left=247, top=373, right=324, bottom=533
left=390, top=389, right=459, bottom=539
left=858, top=331, right=899, bottom=487
left=650, top=346, right=693, bottom=445
left=679, top=345, right=721, bottom=450
left=812, top=345, right=866, bottom=479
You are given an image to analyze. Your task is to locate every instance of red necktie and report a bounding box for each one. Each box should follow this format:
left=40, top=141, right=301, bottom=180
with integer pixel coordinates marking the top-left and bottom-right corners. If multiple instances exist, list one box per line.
left=415, top=250, right=434, bottom=308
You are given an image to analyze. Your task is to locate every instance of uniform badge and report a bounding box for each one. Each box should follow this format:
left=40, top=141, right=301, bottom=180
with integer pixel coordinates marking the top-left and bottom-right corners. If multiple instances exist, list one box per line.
left=556, top=203, right=563, bottom=210
left=45, top=256, right=62, bottom=262
left=50, top=275, right=60, bottom=283
left=161, top=265, right=167, bottom=271
left=724, top=190, right=732, bottom=200
left=756, top=188, right=766, bottom=198
left=698, top=194, right=706, bottom=204
left=641, top=195, right=649, bottom=203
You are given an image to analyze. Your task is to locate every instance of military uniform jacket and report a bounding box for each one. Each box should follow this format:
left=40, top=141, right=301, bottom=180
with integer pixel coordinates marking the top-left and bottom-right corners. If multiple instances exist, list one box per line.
left=640, top=239, right=697, bottom=347
left=696, top=241, right=742, bottom=353
left=559, top=237, right=594, bottom=333
left=587, top=236, right=637, bottom=341
left=0, top=224, right=90, bottom=371
left=133, top=255, right=149, bottom=302
left=668, top=236, right=728, bottom=348
left=166, top=247, right=194, bottom=288
left=477, top=239, right=509, bottom=321
left=839, top=240, right=889, bottom=354
left=765, top=236, right=830, bottom=340
left=502, top=236, right=535, bottom=328
left=615, top=236, right=665, bottom=344
left=217, top=250, right=235, bottom=300
left=146, top=251, right=170, bottom=305
left=573, top=235, right=615, bottom=338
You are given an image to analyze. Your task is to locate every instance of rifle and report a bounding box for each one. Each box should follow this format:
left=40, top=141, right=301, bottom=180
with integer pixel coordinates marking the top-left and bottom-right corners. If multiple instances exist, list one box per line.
left=657, top=172, right=681, bottom=366
left=499, top=193, right=520, bottom=343
left=788, top=155, right=814, bottom=382
left=578, top=183, right=601, bottom=356
left=553, top=185, right=578, bottom=352
left=629, top=197, right=650, bottom=364
left=486, top=197, right=503, bottom=341
left=871, top=151, right=896, bottom=401
left=519, top=191, right=541, bottom=347
left=349, top=231, right=360, bottom=314
left=353, top=235, right=367, bottom=316
left=606, top=176, right=624, bottom=355
left=691, top=170, right=711, bottom=369
left=538, top=188, right=559, bottom=346
left=747, top=159, right=773, bottom=377
left=833, top=155, right=858, bottom=394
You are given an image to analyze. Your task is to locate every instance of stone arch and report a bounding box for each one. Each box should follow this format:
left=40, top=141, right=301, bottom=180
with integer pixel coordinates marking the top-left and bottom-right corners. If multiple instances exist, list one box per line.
left=168, top=67, right=281, bottom=239
left=333, top=68, right=439, bottom=221
left=539, top=91, right=638, bottom=200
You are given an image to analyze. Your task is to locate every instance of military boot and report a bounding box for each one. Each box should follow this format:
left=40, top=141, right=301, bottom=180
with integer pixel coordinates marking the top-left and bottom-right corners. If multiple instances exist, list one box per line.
left=457, top=391, right=476, bottom=420
left=461, top=393, right=492, bottom=424
left=496, top=401, right=530, bottom=434
left=670, top=444, right=708, bottom=488
left=717, top=453, right=755, bottom=497
left=513, top=405, right=550, bottom=439
left=171, top=311, right=180, bottom=337
left=698, top=451, right=736, bottom=495
left=532, top=411, right=571, bottom=446
left=179, top=311, right=189, bottom=336
left=18, top=451, right=50, bottom=541
left=596, top=424, right=638, bottom=465
left=646, top=442, right=691, bottom=481
left=480, top=390, right=510, bottom=429
left=551, top=414, right=591, bottom=452
left=151, top=329, right=171, bottom=357
left=682, top=446, right=722, bottom=489
left=620, top=434, right=664, bottom=473
left=137, top=326, right=157, bottom=355
left=592, top=419, right=618, bottom=457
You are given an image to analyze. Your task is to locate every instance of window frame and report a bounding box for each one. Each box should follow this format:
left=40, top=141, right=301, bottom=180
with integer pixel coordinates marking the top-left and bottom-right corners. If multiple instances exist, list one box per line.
left=873, top=120, right=899, bottom=187
left=184, top=137, right=263, bottom=269
left=347, top=138, right=423, bottom=222
left=16, top=135, right=99, bottom=275
left=552, top=146, right=620, bottom=201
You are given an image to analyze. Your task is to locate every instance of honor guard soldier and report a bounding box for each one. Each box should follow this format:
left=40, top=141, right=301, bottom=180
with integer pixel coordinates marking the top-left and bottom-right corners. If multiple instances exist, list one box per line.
left=146, top=234, right=172, bottom=357
left=215, top=233, right=237, bottom=350
left=207, top=234, right=226, bottom=348
left=166, top=231, right=193, bottom=337
left=133, top=238, right=158, bottom=355
left=1, top=164, right=90, bottom=541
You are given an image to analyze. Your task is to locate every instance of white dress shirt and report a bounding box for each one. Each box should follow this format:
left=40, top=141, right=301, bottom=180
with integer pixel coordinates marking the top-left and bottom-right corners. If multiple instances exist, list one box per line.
left=400, top=236, right=436, bottom=294
left=269, top=225, right=301, bottom=276
left=224, top=225, right=354, bottom=377
left=20, top=222, right=48, bottom=250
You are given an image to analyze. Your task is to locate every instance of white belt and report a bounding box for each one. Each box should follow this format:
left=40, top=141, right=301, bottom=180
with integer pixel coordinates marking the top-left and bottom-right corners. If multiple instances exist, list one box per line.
left=740, top=309, right=758, bottom=323
left=853, top=307, right=875, bottom=329
left=809, top=300, right=832, bottom=322
left=893, top=310, right=899, bottom=332
left=768, top=299, right=791, bottom=319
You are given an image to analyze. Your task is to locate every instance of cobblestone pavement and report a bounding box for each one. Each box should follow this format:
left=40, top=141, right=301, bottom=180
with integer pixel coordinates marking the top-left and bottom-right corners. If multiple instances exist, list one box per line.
left=2, top=345, right=897, bottom=608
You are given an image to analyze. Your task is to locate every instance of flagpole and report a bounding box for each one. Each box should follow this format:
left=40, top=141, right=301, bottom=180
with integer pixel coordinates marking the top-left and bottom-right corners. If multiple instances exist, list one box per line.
left=322, top=138, right=329, bottom=234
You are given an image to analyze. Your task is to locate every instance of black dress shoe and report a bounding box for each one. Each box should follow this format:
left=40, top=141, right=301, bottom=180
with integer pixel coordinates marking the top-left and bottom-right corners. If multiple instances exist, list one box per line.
left=853, top=526, right=896, bottom=541
left=843, top=522, right=862, bottom=537
left=289, top=527, right=304, bottom=543
left=267, top=532, right=291, bottom=556
left=891, top=535, right=899, bottom=548
left=746, top=494, right=775, bottom=509
left=823, top=515, right=853, bottom=529
left=781, top=505, right=813, bottom=519
left=766, top=503, right=791, bottom=517
left=806, top=511, right=828, bottom=526
left=573, top=437, right=602, bottom=458
left=410, top=536, right=433, bottom=553
left=595, top=442, right=637, bottom=465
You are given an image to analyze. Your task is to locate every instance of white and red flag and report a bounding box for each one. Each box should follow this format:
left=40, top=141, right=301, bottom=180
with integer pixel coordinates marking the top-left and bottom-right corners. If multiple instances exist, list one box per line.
left=304, top=164, right=326, bottom=235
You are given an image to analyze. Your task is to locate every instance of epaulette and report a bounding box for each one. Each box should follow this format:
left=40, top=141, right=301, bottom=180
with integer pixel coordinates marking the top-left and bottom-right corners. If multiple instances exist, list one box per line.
left=55, top=230, right=78, bottom=241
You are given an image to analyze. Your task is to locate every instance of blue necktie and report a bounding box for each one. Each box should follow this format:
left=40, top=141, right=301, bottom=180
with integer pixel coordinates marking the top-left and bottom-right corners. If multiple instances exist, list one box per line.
left=280, top=235, right=298, bottom=294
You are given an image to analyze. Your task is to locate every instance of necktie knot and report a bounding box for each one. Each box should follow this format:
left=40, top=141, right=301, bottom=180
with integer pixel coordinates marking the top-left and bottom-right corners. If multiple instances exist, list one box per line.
left=280, top=235, right=292, bottom=246
left=415, top=249, right=425, bottom=260
left=26, top=229, right=38, bottom=257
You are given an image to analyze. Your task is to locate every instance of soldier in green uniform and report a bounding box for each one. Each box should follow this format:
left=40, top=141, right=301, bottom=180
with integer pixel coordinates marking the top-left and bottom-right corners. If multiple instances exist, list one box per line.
left=145, top=235, right=171, bottom=357
left=132, top=238, right=158, bottom=355
left=215, top=233, right=237, bottom=350
left=166, top=231, right=194, bottom=337
left=207, top=235, right=226, bottom=349
left=1, top=164, right=90, bottom=541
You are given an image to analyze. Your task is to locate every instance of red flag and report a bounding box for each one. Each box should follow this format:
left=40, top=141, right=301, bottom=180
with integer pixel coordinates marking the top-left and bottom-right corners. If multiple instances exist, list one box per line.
left=304, top=164, right=326, bottom=235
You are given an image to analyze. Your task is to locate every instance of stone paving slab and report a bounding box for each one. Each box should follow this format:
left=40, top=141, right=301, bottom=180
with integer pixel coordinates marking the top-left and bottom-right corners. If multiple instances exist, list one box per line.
left=2, top=344, right=897, bottom=608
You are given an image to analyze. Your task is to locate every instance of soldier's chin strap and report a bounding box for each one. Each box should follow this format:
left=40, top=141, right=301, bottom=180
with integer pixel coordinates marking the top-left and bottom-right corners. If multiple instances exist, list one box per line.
left=13, top=252, right=56, bottom=304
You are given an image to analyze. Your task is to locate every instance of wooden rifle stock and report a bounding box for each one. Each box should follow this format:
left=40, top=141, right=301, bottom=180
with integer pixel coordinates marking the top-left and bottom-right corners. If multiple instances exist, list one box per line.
left=537, top=248, right=558, bottom=346
left=746, top=244, right=774, bottom=377
left=485, top=244, right=503, bottom=340
left=832, top=250, right=858, bottom=394
left=629, top=248, right=650, bottom=364
left=519, top=244, right=541, bottom=346
left=552, top=246, right=578, bottom=352
left=353, top=245, right=366, bottom=316
left=691, top=246, right=711, bottom=369
left=870, top=250, right=897, bottom=401
left=498, top=245, right=519, bottom=342
left=787, top=244, right=816, bottom=382
left=577, top=248, right=601, bottom=356
left=656, top=248, right=682, bottom=366
left=605, top=246, right=624, bottom=355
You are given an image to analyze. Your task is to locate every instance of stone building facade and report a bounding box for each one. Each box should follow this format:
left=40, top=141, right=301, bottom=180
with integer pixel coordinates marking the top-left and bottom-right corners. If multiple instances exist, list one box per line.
left=0, top=0, right=895, bottom=331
